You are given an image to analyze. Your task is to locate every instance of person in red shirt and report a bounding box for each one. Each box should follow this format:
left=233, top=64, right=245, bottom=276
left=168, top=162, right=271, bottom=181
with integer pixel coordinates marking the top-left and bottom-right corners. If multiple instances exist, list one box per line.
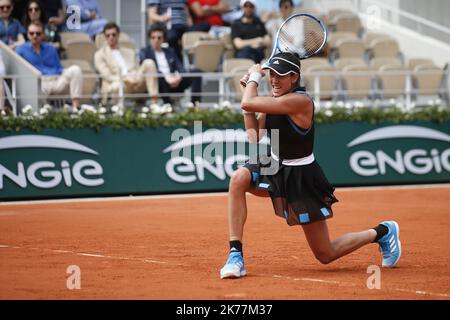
left=188, top=0, right=229, bottom=31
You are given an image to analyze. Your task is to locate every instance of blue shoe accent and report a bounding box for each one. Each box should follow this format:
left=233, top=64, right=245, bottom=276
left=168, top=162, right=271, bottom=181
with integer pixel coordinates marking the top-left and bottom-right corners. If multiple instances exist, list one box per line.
left=377, top=221, right=401, bottom=268
left=220, top=251, right=246, bottom=279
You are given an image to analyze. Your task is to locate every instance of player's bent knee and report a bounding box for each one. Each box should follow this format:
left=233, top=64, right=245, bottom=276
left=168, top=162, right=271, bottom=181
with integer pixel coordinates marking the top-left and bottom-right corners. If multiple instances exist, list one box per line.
left=229, top=169, right=251, bottom=193
left=313, top=251, right=334, bottom=265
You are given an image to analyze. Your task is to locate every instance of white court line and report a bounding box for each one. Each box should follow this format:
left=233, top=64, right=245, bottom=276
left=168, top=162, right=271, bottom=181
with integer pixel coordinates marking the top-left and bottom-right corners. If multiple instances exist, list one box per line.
left=1, top=184, right=449, bottom=206
left=0, top=244, right=175, bottom=266
left=1, top=244, right=448, bottom=298
left=267, top=273, right=450, bottom=298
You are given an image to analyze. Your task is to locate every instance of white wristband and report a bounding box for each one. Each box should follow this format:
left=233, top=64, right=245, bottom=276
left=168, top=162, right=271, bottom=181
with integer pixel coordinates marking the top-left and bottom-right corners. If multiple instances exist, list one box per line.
left=247, top=72, right=262, bottom=86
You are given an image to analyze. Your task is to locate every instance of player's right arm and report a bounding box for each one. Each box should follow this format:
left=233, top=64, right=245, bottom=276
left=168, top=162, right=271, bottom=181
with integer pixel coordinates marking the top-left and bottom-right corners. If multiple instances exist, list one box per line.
left=239, top=73, right=266, bottom=144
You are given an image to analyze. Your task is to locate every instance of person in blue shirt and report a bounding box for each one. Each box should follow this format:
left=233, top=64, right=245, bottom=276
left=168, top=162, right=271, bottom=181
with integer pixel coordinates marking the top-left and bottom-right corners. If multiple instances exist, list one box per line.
left=65, top=0, right=107, bottom=38
left=16, top=21, right=83, bottom=109
left=0, top=0, right=25, bottom=49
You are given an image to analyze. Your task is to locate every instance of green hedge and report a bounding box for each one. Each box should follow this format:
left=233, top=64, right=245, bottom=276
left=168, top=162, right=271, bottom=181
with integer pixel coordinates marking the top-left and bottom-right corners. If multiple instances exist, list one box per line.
left=1, top=106, right=449, bottom=132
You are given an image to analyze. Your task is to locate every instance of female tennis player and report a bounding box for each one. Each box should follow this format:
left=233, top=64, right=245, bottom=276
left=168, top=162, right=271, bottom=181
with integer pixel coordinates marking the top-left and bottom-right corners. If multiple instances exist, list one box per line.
left=220, top=52, right=402, bottom=279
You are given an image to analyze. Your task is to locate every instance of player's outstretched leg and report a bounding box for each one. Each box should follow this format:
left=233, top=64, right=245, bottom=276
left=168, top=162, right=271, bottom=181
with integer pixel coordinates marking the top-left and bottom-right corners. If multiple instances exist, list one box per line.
left=376, top=221, right=401, bottom=268
left=220, top=168, right=250, bottom=279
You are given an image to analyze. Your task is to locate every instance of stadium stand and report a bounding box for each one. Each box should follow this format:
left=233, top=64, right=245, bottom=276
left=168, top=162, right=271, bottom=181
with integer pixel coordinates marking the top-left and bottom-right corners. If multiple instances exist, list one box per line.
left=341, top=65, right=375, bottom=100
left=1, top=0, right=449, bottom=114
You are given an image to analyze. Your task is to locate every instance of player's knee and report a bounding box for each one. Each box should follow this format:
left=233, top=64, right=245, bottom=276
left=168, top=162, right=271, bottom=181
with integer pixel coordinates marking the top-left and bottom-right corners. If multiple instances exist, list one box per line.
left=313, top=251, right=333, bottom=265
left=229, top=169, right=250, bottom=193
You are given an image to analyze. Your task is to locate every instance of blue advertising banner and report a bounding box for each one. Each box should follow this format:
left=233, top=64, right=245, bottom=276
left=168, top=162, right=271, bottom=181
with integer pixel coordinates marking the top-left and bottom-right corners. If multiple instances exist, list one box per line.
left=0, top=121, right=449, bottom=200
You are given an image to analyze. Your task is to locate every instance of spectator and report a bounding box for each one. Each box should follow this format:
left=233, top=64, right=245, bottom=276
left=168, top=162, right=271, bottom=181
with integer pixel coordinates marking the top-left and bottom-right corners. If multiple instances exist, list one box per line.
left=231, top=0, right=271, bottom=63
left=147, top=0, right=194, bottom=59
left=188, top=0, right=230, bottom=32
left=94, top=22, right=159, bottom=109
left=11, top=0, right=27, bottom=20
left=16, top=21, right=83, bottom=110
left=0, top=0, right=25, bottom=49
left=23, top=0, right=60, bottom=49
left=265, top=0, right=294, bottom=40
left=139, top=23, right=202, bottom=106
left=65, top=0, right=107, bottom=38
left=40, top=0, right=65, bottom=31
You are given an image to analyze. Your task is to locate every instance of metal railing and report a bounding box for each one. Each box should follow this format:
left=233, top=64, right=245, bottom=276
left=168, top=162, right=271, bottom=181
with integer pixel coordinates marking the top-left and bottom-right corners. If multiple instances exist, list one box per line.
left=2, top=68, right=448, bottom=116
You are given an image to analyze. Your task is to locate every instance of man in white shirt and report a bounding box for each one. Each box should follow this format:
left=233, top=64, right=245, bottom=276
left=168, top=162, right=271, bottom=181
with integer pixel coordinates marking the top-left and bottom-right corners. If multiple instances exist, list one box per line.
left=94, top=22, right=159, bottom=108
left=139, top=23, right=202, bottom=106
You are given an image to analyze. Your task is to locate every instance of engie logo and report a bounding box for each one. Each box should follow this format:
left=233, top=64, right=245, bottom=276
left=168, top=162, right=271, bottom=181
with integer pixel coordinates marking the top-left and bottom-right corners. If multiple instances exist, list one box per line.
left=348, top=125, right=450, bottom=176
left=164, top=124, right=269, bottom=184
left=0, top=135, right=105, bottom=189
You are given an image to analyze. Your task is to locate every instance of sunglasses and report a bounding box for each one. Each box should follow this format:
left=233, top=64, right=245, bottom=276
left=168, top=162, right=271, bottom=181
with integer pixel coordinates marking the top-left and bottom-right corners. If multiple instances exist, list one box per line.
left=0, top=5, right=12, bottom=10
left=28, top=31, right=42, bottom=36
left=28, top=7, right=40, bottom=12
left=105, top=33, right=118, bottom=38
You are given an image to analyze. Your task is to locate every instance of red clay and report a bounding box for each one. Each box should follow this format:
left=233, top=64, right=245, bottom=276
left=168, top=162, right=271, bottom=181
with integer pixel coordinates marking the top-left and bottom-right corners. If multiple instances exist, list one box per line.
left=0, top=186, right=449, bottom=300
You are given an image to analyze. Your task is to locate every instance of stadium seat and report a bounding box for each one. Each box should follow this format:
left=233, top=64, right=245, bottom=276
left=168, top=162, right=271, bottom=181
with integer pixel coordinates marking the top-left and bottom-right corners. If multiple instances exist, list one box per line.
left=65, top=39, right=97, bottom=69
left=222, top=58, right=254, bottom=74
left=303, top=64, right=338, bottom=100
left=223, top=58, right=254, bottom=101
left=369, top=38, right=400, bottom=59
left=334, top=58, right=366, bottom=70
left=327, top=9, right=356, bottom=22
left=60, top=32, right=92, bottom=49
left=229, top=65, right=252, bottom=101
left=61, top=59, right=98, bottom=104
left=334, top=14, right=362, bottom=35
left=327, top=32, right=358, bottom=50
left=362, top=32, right=392, bottom=47
left=192, top=40, right=224, bottom=72
left=301, top=57, right=330, bottom=71
left=370, top=57, right=403, bottom=70
left=341, top=65, right=375, bottom=99
left=219, top=32, right=234, bottom=59
left=335, top=39, right=365, bottom=59
left=377, top=65, right=408, bottom=99
left=408, top=58, right=435, bottom=70
left=182, top=31, right=212, bottom=69
left=413, top=64, right=444, bottom=97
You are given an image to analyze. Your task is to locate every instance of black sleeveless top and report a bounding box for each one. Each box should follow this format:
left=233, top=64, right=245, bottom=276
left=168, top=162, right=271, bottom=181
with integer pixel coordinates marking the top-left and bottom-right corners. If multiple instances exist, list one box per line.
left=265, top=88, right=315, bottom=160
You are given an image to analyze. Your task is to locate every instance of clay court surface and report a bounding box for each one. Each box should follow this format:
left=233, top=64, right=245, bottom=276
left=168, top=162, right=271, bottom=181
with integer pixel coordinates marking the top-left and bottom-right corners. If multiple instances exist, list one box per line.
left=0, top=185, right=449, bottom=300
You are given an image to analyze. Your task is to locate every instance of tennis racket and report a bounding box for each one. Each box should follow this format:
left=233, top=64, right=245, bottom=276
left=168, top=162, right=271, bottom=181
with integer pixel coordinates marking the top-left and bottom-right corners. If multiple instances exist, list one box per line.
left=240, top=13, right=327, bottom=86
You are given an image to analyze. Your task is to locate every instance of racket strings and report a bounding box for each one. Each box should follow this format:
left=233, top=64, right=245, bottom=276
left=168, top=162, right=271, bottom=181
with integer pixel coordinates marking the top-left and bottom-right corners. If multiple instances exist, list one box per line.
left=278, top=16, right=325, bottom=58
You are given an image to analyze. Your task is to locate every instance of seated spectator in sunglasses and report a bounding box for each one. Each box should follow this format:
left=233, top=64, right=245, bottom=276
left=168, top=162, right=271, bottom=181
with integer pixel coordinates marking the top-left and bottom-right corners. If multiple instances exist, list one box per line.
left=16, top=21, right=83, bottom=110
left=23, top=0, right=60, bottom=49
left=139, top=23, right=202, bottom=106
left=94, top=22, right=159, bottom=108
left=0, top=0, right=25, bottom=49
left=231, top=0, right=271, bottom=64
left=65, top=0, right=107, bottom=38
